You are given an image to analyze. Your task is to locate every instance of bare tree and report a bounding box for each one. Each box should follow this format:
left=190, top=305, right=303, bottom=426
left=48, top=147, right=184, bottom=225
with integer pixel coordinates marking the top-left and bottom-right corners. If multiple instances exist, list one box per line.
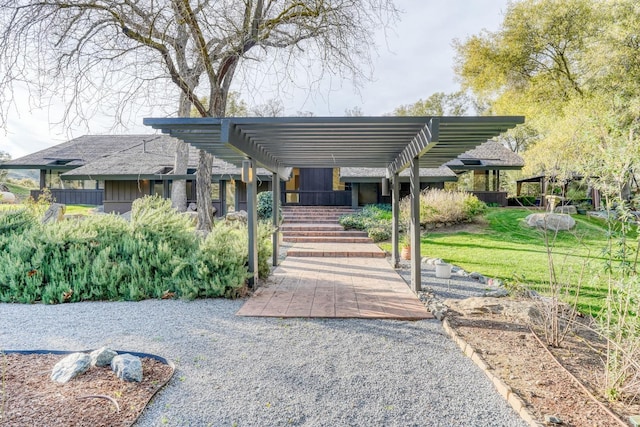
left=0, top=0, right=398, bottom=231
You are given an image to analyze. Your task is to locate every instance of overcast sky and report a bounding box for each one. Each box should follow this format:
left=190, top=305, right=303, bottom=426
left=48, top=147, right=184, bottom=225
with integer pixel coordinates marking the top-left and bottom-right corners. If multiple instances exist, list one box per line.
left=1, top=0, right=509, bottom=159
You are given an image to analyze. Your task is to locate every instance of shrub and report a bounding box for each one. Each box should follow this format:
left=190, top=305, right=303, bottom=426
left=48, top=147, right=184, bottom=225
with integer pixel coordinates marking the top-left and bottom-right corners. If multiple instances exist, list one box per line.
left=339, top=204, right=392, bottom=242
left=257, top=191, right=282, bottom=223
left=0, top=195, right=272, bottom=304
left=400, top=189, right=486, bottom=227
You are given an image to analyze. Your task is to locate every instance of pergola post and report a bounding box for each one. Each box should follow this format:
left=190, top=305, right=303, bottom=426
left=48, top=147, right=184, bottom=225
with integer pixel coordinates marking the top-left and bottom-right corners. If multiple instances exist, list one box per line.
left=410, top=157, right=421, bottom=293
left=391, top=173, right=400, bottom=268
left=272, top=172, right=280, bottom=267
left=351, top=183, right=359, bottom=209
left=244, top=159, right=259, bottom=287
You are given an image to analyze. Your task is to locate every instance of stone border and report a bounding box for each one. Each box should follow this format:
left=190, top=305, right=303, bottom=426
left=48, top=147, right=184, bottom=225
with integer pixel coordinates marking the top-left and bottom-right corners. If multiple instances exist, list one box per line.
left=441, top=319, right=544, bottom=427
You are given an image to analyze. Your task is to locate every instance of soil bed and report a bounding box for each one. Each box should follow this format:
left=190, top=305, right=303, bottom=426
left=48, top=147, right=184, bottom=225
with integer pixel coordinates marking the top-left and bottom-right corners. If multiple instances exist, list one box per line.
left=0, top=353, right=173, bottom=427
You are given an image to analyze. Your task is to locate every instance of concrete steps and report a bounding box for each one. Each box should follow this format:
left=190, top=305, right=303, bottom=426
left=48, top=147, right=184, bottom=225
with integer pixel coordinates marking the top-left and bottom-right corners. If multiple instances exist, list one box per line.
left=281, top=206, right=383, bottom=257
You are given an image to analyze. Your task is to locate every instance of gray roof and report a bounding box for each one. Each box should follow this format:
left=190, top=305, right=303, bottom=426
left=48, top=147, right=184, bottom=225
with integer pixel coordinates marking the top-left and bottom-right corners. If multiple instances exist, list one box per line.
left=0, top=134, right=140, bottom=169
left=340, top=166, right=457, bottom=183
left=0, top=134, right=272, bottom=180
left=445, top=141, right=524, bottom=170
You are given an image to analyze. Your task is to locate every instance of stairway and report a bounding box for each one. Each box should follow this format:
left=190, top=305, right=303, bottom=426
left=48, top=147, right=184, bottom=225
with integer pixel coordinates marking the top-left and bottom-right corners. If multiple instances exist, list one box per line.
left=280, top=206, right=386, bottom=258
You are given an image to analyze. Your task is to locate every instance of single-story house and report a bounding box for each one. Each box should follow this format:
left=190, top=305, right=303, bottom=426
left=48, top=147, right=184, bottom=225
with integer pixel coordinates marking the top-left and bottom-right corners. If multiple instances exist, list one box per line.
left=1, top=135, right=524, bottom=213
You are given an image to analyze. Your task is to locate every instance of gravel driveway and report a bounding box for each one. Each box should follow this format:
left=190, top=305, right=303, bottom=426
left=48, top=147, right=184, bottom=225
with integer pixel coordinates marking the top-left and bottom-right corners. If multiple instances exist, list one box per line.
left=1, top=299, right=527, bottom=427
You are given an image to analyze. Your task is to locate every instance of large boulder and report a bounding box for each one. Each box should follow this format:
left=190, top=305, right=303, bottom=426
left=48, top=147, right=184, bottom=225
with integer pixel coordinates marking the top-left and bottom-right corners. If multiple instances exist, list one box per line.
left=51, top=352, right=91, bottom=383
left=111, top=354, right=143, bottom=382
left=90, top=347, right=118, bottom=367
left=446, top=297, right=541, bottom=324
left=41, top=203, right=66, bottom=224
left=226, top=210, right=248, bottom=223
left=554, top=205, right=577, bottom=215
left=525, top=213, right=575, bottom=231
left=0, top=191, right=16, bottom=204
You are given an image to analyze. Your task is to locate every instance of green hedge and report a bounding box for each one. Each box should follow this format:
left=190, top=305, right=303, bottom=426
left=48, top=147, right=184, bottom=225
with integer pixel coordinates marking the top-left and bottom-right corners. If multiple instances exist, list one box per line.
left=0, top=196, right=273, bottom=304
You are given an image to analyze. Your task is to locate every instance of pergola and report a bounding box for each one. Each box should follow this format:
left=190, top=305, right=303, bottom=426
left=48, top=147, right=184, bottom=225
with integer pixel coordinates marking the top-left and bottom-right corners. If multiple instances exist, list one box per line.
left=144, top=116, right=524, bottom=292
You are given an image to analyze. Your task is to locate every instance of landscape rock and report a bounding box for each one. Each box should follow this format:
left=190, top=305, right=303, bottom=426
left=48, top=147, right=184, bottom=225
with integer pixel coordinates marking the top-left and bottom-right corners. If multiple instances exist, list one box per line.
left=120, top=211, right=132, bottom=221
left=226, top=210, right=247, bottom=223
left=0, top=191, right=17, bottom=204
left=525, top=213, right=576, bottom=231
left=111, top=353, right=143, bottom=382
left=544, top=414, right=563, bottom=425
left=42, top=203, right=66, bottom=224
left=445, top=297, right=541, bottom=324
left=90, top=347, right=118, bottom=367
left=0, top=184, right=9, bottom=192
left=186, top=202, right=197, bottom=212
left=554, top=205, right=577, bottom=215
left=483, top=288, right=509, bottom=298
left=51, top=352, right=91, bottom=383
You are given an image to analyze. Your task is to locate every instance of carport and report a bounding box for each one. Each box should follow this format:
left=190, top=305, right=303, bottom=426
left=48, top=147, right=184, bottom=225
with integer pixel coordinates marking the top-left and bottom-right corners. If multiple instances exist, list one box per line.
left=144, top=116, right=524, bottom=293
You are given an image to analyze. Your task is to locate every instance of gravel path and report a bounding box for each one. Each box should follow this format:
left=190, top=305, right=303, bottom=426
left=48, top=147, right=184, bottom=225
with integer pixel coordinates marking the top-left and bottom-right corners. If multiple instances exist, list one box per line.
left=1, top=299, right=527, bottom=427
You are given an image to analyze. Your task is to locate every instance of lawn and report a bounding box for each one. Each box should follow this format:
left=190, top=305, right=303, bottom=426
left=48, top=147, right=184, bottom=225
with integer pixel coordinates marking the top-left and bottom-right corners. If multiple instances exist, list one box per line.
left=380, top=208, right=622, bottom=316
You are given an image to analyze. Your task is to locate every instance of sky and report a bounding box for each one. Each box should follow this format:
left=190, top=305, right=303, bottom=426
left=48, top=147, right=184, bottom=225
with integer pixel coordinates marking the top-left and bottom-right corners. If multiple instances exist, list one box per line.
left=0, top=0, right=510, bottom=159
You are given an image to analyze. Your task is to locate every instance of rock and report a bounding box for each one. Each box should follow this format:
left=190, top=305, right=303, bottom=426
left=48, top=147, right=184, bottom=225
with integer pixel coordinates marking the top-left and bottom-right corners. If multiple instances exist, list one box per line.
left=434, top=311, right=445, bottom=321
left=120, top=211, right=132, bottom=221
left=483, top=288, right=509, bottom=298
left=469, top=272, right=485, bottom=281
left=525, top=213, right=576, bottom=231
left=111, top=354, right=143, bottom=382
left=226, top=210, right=248, bottom=223
left=41, top=203, right=66, bottom=224
left=90, top=347, right=118, bottom=367
left=186, top=202, right=197, bottom=212
left=554, top=205, right=577, bottom=215
left=0, top=191, right=17, bottom=204
left=0, top=184, right=9, bottom=192
left=51, top=352, right=91, bottom=383
left=544, top=414, right=563, bottom=425
left=445, top=297, right=541, bottom=324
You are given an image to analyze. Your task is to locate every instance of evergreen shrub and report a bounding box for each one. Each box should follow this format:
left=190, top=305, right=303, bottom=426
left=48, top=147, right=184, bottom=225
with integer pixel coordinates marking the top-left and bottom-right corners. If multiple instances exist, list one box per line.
left=0, top=195, right=272, bottom=304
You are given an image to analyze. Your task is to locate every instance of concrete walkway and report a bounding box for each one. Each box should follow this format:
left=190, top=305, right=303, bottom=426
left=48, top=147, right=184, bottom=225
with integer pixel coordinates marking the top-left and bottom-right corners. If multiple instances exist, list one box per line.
left=237, top=243, right=432, bottom=320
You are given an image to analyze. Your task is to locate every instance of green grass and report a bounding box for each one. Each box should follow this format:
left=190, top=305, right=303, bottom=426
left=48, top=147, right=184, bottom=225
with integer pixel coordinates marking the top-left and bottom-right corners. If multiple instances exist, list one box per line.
left=3, top=182, right=32, bottom=200
left=380, top=208, right=624, bottom=316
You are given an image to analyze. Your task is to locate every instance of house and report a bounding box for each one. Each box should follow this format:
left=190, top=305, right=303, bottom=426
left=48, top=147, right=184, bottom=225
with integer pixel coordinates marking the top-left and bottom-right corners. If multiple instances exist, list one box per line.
left=0, top=134, right=273, bottom=214
left=1, top=135, right=524, bottom=212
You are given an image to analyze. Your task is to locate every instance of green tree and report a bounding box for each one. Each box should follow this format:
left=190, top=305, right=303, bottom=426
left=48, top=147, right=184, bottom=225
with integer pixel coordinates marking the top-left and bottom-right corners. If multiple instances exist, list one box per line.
left=392, top=91, right=470, bottom=116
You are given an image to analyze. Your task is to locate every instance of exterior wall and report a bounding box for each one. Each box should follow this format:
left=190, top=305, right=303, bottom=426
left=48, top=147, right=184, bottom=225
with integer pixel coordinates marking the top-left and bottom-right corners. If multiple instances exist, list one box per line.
left=104, top=180, right=150, bottom=214
left=30, top=189, right=103, bottom=205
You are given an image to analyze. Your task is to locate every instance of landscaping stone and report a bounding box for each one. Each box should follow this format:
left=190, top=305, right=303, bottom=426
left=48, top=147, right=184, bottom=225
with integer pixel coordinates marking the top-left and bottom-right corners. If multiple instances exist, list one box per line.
left=226, top=210, right=247, bottom=223
left=90, top=347, right=117, bottom=367
left=445, top=297, right=541, bottom=324
left=41, top=203, right=66, bottom=224
left=51, top=352, right=91, bottom=383
left=186, top=202, right=197, bottom=212
left=111, top=353, right=143, bottom=382
left=0, top=191, right=17, bottom=204
left=483, top=288, right=509, bottom=298
left=554, top=205, right=577, bottom=215
left=525, top=213, right=576, bottom=231
left=544, top=414, right=563, bottom=425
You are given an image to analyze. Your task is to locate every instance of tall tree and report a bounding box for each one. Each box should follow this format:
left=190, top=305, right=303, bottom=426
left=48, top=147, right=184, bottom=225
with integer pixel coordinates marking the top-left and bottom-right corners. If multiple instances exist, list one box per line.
left=0, top=0, right=398, bottom=231
left=392, top=91, right=471, bottom=116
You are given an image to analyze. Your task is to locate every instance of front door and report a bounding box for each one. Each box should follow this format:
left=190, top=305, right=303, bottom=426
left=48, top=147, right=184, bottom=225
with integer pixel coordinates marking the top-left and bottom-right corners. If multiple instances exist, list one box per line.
left=282, top=168, right=350, bottom=206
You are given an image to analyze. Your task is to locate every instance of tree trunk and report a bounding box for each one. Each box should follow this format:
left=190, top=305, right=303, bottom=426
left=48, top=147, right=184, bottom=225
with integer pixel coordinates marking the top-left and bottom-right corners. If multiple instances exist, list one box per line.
left=171, top=92, right=192, bottom=212
left=196, top=149, right=214, bottom=233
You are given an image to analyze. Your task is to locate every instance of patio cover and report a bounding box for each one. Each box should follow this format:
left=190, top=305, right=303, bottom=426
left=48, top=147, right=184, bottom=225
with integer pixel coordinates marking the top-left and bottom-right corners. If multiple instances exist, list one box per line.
left=144, top=115, right=524, bottom=291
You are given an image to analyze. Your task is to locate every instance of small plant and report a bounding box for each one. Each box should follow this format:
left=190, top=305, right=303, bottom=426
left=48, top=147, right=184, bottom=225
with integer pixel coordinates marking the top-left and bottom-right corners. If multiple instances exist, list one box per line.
left=256, top=191, right=282, bottom=223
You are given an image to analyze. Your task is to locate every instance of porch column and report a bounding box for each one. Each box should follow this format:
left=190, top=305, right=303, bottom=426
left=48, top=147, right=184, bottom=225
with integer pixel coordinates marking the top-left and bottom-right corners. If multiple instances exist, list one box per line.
left=272, top=172, right=280, bottom=267
left=245, top=159, right=259, bottom=287
left=351, top=183, right=359, bottom=209
left=391, top=173, right=400, bottom=268
left=410, top=157, right=421, bottom=293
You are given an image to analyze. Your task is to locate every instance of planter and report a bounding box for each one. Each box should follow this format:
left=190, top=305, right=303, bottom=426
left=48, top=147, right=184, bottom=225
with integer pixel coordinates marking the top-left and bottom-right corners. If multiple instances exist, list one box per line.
left=435, top=262, right=452, bottom=279
left=401, top=246, right=411, bottom=260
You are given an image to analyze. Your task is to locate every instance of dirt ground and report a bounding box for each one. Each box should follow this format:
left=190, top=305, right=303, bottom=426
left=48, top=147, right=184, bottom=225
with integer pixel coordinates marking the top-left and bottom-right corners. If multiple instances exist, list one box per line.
left=0, top=354, right=173, bottom=427
left=447, top=308, right=640, bottom=427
